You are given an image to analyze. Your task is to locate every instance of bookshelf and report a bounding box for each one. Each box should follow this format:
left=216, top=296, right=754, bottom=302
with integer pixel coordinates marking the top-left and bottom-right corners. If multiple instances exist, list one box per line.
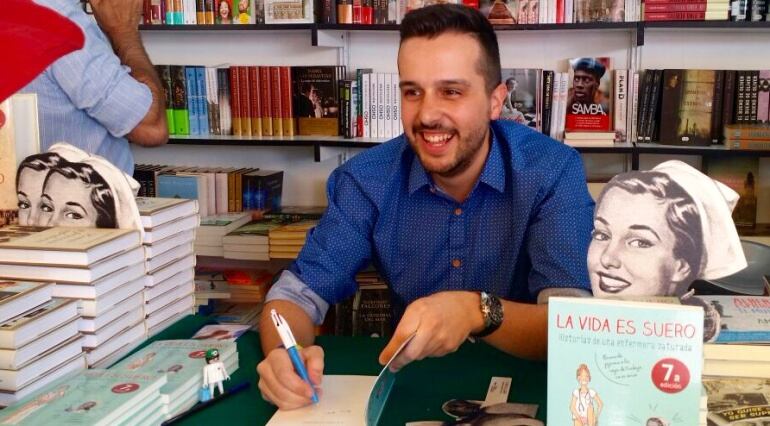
left=134, top=19, right=770, bottom=223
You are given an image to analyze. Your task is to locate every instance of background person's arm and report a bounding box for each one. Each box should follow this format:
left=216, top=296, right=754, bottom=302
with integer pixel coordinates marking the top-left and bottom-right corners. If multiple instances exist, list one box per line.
left=89, top=0, right=168, bottom=146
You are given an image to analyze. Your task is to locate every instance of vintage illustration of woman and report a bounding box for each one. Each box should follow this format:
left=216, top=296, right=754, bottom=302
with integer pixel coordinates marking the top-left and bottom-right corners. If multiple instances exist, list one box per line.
left=16, top=143, right=145, bottom=232
left=15, top=152, right=65, bottom=226
left=571, top=364, right=602, bottom=426
left=588, top=160, right=746, bottom=298
left=37, top=162, right=118, bottom=228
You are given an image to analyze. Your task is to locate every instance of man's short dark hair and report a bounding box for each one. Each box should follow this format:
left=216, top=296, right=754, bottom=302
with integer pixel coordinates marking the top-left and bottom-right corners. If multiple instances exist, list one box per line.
left=400, top=4, right=501, bottom=92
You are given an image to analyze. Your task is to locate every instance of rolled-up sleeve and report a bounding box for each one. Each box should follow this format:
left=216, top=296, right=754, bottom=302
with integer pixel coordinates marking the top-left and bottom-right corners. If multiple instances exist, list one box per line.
left=266, top=270, right=330, bottom=325
left=49, top=31, right=151, bottom=138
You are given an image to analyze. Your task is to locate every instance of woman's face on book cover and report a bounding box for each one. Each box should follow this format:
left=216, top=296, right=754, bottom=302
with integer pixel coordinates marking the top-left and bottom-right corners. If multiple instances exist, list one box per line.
left=219, top=1, right=231, bottom=18
left=38, top=172, right=99, bottom=227
left=397, top=32, right=506, bottom=178
left=16, top=167, right=47, bottom=226
left=588, top=187, right=690, bottom=297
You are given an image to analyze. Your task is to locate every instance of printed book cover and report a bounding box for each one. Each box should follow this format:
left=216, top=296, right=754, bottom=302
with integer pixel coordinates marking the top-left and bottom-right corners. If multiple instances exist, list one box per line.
left=135, top=197, right=194, bottom=216
left=0, top=370, right=166, bottom=425
left=706, top=156, right=759, bottom=229
left=292, top=66, right=340, bottom=136
left=499, top=69, right=539, bottom=129
left=548, top=297, right=704, bottom=426
left=0, top=227, right=136, bottom=253
left=659, top=69, right=718, bottom=146
left=703, top=377, right=770, bottom=425
left=694, top=295, right=770, bottom=343
left=566, top=57, right=613, bottom=132
left=0, top=100, right=18, bottom=227
left=111, top=340, right=237, bottom=401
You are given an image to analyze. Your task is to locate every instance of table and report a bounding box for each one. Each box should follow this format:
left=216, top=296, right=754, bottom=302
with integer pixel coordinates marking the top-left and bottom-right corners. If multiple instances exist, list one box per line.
left=143, top=315, right=547, bottom=424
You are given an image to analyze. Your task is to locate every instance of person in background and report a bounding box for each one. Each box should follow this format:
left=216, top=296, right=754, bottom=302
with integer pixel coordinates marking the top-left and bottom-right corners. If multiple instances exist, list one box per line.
left=257, top=4, right=594, bottom=410
left=20, top=0, right=168, bottom=175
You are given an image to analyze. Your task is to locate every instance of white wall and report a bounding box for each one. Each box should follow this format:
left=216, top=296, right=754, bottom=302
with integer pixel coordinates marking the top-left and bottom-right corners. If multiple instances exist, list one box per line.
left=134, top=27, right=770, bottom=221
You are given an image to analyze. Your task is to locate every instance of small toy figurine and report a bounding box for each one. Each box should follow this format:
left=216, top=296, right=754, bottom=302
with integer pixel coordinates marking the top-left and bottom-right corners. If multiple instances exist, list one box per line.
left=202, top=348, right=230, bottom=399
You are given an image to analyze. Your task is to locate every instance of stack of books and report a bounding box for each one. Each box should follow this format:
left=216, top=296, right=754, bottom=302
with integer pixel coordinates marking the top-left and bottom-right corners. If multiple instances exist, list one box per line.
left=195, top=212, right=251, bottom=257
left=0, top=227, right=146, bottom=368
left=221, top=269, right=272, bottom=304
left=334, top=270, right=391, bottom=337
left=194, top=271, right=231, bottom=308
left=221, top=219, right=282, bottom=261
left=0, top=283, right=86, bottom=407
left=211, top=303, right=263, bottom=328
left=695, top=295, right=770, bottom=378
left=268, top=220, right=318, bottom=259
left=0, top=369, right=167, bottom=424
left=137, top=197, right=200, bottom=338
left=111, top=340, right=238, bottom=419
left=563, top=131, right=617, bottom=147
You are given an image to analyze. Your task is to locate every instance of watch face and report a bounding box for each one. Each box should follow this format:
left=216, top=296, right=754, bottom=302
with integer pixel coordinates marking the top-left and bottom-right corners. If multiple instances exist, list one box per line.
left=488, top=301, right=504, bottom=325
left=483, top=293, right=503, bottom=326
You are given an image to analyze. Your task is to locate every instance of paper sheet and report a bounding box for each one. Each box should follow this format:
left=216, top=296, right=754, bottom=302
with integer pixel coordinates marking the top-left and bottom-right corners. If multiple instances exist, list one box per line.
left=266, top=375, right=376, bottom=426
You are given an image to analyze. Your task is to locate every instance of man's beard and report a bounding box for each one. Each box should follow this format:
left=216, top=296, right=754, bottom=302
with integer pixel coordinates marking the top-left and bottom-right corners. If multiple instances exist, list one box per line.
left=408, top=123, right=488, bottom=178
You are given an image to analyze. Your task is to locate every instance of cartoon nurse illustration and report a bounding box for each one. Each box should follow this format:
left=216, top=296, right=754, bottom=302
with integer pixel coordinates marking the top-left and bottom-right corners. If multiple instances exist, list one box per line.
left=571, top=364, right=603, bottom=426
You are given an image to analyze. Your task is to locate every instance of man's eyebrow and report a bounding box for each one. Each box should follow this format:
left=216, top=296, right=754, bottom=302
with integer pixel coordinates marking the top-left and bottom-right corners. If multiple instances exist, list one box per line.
left=17, top=191, right=27, bottom=197
left=399, top=79, right=471, bottom=88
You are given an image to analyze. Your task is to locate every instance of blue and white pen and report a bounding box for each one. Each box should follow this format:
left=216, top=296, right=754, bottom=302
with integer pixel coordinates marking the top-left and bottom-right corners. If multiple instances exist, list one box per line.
left=270, top=309, right=319, bottom=404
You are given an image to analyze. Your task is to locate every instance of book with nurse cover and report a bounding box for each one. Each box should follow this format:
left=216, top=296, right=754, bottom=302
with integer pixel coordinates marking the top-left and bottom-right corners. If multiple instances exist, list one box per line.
left=547, top=297, right=704, bottom=426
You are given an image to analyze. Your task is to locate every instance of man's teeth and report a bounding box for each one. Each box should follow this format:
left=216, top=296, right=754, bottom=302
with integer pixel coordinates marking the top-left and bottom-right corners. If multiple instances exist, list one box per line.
left=424, top=133, right=452, bottom=144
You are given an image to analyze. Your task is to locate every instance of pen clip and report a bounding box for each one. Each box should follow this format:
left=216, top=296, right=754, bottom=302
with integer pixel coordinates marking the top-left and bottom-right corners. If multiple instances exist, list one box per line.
left=270, top=309, right=297, bottom=349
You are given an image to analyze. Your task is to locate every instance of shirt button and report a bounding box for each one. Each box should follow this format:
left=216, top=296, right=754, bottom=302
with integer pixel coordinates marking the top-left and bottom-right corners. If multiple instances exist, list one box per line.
left=454, top=208, right=462, bottom=216
left=452, top=259, right=462, bottom=268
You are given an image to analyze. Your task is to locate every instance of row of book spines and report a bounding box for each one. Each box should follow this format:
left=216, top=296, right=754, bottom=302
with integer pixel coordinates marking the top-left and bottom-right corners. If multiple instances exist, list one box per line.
left=229, top=66, right=296, bottom=138
left=644, top=2, right=730, bottom=12
left=353, top=72, right=402, bottom=139
left=156, top=65, right=296, bottom=137
left=729, top=0, right=769, bottom=21
left=133, top=165, right=281, bottom=213
left=143, top=0, right=262, bottom=25
left=634, top=69, right=770, bottom=145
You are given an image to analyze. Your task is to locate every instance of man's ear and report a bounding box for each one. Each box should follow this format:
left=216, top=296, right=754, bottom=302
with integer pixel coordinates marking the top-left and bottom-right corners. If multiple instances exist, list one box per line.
left=489, top=83, right=507, bottom=120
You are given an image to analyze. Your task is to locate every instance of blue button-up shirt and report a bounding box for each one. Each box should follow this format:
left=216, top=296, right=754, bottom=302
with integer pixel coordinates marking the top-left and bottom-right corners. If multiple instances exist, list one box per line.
left=20, top=0, right=152, bottom=175
left=267, top=120, right=594, bottom=323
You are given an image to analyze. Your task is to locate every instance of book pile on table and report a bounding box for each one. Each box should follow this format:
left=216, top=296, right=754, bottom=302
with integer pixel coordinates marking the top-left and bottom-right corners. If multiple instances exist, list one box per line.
left=0, top=369, right=167, bottom=425
left=268, top=220, right=318, bottom=259
left=194, top=271, right=230, bottom=309
left=137, top=197, right=199, bottom=338
left=111, top=339, right=238, bottom=419
left=0, top=226, right=146, bottom=368
left=695, top=295, right=770, bottom=379
left=211, top=302, right=263, bottom=329
left=221, top=218, right=281, bottom=261
left=195, top=212, right=251, bottom=257
left=0, top=282, right=85, bottom=407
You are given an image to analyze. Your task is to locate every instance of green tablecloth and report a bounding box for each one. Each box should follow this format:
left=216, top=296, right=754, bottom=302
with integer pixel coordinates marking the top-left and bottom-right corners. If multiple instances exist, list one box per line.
left=144, top=315, right=547, bottom=425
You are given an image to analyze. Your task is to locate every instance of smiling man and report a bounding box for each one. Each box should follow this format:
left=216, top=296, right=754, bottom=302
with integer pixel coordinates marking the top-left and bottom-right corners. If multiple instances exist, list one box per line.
left=257, top=4, right=594, bottom=410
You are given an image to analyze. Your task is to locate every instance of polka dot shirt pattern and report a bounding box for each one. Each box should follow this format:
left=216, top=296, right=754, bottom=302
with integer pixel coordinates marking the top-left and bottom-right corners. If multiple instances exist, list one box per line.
left=288, top=120, right=595, bottom=320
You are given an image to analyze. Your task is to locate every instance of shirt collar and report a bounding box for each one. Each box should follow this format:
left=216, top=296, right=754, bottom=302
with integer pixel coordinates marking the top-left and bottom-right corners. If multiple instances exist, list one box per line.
left=407, top=128, right=506, bottom=195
